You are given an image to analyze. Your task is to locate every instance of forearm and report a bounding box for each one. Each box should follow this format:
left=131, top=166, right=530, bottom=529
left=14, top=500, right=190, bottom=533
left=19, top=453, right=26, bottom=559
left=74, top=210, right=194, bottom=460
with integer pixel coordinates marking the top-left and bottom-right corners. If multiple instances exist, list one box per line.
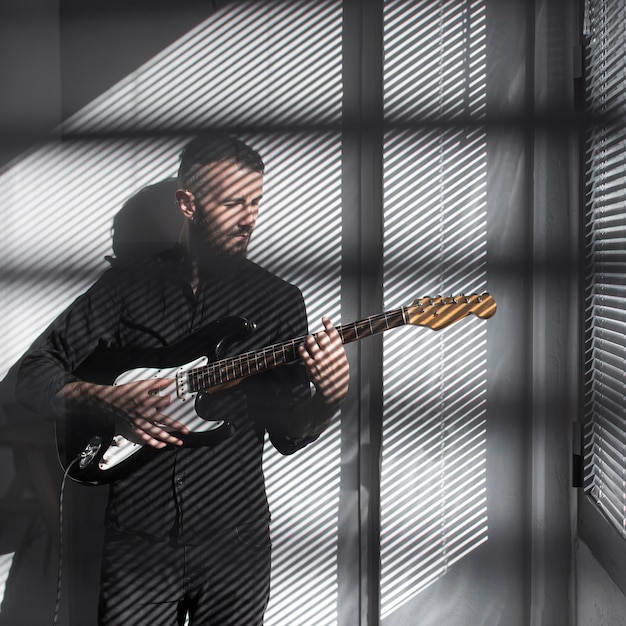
left=52, top=380, right=112, bottom=417
left=54, top=378, right=185, bottom=449
left=15, top=352, right=80, bottom=416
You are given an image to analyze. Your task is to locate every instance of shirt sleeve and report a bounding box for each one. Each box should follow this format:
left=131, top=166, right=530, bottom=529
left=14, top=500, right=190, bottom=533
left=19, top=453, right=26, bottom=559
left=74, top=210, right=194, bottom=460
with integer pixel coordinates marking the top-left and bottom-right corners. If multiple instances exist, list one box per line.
left=15, top=269, right=123, bottom=416
left=246, top=282, right=332, bottom=455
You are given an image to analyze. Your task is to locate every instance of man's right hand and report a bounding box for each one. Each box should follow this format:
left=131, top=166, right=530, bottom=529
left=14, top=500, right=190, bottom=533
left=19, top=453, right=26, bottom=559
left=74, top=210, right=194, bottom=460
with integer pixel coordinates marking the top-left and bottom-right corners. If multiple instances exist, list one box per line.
left=56, top=378, right=190, bottom=449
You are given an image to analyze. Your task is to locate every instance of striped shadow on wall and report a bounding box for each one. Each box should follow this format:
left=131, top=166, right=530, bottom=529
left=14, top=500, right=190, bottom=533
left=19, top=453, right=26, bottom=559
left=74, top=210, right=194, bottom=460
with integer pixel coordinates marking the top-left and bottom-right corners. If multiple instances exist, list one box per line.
left=0, top=2, right=343, bottom=625
left=381, top=0, right=488, bottom=617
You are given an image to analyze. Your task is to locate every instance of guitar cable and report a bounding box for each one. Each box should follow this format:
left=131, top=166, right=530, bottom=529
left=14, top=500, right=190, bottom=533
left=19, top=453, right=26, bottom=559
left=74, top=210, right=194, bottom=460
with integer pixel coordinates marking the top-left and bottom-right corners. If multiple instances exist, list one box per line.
left=53, top=455, right=80, bottom=626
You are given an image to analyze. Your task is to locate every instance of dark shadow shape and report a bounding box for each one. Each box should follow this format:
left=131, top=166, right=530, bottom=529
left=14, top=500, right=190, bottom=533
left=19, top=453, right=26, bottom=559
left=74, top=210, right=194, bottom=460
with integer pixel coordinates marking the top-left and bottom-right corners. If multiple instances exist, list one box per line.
left=108, top=178, right=183, bottom=263
left=0, top=360, right=61, bottom=625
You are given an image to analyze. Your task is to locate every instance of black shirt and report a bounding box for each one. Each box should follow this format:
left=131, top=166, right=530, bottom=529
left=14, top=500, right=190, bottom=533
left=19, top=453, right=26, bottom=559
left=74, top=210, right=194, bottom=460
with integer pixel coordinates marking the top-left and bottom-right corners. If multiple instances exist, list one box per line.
left=16, top=247, right=315, bottom=543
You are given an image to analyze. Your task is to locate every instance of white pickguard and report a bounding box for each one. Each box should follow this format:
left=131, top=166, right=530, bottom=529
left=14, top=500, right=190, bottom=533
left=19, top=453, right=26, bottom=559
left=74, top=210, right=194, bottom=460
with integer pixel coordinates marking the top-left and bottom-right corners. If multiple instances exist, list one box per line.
left=97, top=356, right=223, bottom=473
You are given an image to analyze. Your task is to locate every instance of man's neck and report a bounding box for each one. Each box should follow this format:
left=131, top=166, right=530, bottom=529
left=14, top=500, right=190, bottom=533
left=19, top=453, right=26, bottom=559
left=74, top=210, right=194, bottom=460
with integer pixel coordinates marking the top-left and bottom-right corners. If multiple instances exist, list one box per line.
left=178, top=233, right=246, bottom=293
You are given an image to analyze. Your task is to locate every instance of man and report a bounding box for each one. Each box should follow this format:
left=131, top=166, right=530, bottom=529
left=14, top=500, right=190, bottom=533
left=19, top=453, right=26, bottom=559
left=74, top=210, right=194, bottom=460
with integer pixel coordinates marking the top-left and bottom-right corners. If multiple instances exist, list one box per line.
left=15, top=134, right=349, bottom=625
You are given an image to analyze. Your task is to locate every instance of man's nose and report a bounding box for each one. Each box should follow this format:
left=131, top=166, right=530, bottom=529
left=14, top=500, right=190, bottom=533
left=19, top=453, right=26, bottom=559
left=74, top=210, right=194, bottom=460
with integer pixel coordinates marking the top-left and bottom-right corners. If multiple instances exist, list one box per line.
left=239, top=204, right=257, bottom=227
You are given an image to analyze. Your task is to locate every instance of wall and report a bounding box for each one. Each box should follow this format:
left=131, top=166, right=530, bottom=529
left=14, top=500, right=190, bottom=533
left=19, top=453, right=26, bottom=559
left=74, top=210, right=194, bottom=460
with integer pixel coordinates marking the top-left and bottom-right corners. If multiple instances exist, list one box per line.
left=0, top=0, right=61, bottom=168
left=1, top=1, right=625, bottom=625
left=576, top=541, right=626, bottom=626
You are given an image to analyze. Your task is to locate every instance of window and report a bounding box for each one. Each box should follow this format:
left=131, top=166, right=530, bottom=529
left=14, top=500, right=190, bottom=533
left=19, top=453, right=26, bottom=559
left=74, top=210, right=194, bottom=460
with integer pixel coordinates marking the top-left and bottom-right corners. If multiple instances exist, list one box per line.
left=581, top=0, right=626, bottom=594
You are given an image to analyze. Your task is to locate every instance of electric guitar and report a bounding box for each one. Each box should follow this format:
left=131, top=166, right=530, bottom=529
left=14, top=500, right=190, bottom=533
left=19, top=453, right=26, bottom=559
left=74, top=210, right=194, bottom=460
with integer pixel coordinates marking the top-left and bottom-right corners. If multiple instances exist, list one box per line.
left=59, top=293, right=496, bottom=485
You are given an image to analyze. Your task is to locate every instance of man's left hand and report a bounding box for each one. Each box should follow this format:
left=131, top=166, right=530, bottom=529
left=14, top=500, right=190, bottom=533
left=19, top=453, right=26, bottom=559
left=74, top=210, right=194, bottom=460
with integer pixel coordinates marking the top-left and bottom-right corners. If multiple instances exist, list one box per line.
left=298, top=317, right=349, bottom=407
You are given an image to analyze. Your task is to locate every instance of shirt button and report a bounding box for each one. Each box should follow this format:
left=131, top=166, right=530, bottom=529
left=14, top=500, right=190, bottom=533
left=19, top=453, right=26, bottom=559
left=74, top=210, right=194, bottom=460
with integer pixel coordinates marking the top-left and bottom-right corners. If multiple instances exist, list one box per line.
left=175, top=475, right=185, bottom=485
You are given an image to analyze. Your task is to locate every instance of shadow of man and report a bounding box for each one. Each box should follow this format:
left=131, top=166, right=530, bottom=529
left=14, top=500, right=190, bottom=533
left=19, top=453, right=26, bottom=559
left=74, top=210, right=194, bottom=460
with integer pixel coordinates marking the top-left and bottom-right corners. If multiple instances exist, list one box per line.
left=106, top=178, right=182, bottom=264
left=0, top=178, right=183, bottom=626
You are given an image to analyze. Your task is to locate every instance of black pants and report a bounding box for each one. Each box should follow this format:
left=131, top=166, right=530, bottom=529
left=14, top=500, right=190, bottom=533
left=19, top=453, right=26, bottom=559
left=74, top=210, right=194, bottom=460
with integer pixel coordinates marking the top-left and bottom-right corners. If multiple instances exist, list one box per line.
left=98, top=524, right=271, bottom=626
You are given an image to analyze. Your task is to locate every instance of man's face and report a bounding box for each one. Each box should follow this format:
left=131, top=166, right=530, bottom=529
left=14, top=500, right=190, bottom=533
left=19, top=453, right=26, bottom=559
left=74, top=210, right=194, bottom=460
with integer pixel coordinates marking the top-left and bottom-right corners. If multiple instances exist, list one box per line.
left=180, top=161, right=263, bottom=257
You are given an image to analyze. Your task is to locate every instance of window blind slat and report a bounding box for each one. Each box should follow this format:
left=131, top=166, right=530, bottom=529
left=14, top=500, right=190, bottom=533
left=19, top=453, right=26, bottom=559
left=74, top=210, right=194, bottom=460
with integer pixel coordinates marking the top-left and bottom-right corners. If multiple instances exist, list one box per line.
left=586, top=142, right=626, bottom=172
left=588, top=284, right=626, bottom=299
left=592, top=321, right=626, bottom=343
left=587, top=262, right=626, bottom=278
left=591, top=347, right=626, bottom=373
left=591, top=362, right=626, bottom=395
left=591, top=481, right=626, bottom=527
left=592, top=413, right=626, bottom=449
left=590, top=454, right=626, bottom=502
left=591, top=297, right=626, bottom=316
left=592, top=379, right=626, bottom=413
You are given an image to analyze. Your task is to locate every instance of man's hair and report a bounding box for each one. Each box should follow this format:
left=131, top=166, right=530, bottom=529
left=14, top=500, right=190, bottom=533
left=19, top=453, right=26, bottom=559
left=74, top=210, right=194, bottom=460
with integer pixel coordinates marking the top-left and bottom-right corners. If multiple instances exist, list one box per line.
left=177, top=133, right=265, bottom=193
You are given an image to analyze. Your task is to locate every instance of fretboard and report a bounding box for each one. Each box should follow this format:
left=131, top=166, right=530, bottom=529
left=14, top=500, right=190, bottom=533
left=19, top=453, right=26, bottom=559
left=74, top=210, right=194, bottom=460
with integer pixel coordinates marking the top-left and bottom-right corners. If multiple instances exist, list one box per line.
left=186, top=307, right=408, bottom=392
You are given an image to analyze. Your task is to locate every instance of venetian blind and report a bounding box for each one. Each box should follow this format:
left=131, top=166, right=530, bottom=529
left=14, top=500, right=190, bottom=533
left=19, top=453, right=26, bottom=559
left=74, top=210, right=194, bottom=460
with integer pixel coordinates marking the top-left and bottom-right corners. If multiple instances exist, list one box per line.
left=583, top=0, right=626, bottom=540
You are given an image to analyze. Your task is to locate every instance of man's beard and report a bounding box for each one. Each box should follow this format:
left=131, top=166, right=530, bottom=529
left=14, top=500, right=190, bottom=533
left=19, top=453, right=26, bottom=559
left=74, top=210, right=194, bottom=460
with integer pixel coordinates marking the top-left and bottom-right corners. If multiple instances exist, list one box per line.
left=190, top=217, right=251, bottom=260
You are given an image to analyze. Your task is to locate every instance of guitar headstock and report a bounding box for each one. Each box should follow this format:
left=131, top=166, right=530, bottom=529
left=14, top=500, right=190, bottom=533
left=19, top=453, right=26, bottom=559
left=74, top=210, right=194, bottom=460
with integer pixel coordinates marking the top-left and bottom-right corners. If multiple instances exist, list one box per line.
left=405, top=293, right=497, bottom=330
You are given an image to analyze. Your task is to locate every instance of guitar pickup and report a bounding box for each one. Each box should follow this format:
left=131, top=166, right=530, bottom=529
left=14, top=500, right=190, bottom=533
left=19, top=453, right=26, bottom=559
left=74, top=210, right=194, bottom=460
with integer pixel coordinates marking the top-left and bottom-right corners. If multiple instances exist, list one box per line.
left=176, top=371, right=190, bottom=400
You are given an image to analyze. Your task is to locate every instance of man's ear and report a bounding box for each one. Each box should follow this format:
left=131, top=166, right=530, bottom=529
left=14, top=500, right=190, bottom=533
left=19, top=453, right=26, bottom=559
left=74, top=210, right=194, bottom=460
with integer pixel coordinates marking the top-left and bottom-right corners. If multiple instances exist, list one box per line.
left=176, top=189, right=195, bottom=220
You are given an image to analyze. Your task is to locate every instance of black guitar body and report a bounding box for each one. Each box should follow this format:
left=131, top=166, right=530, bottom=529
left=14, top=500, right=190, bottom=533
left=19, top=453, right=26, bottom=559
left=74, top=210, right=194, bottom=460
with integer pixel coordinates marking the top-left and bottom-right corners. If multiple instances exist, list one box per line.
left=57, top=316, right=256, bottom=485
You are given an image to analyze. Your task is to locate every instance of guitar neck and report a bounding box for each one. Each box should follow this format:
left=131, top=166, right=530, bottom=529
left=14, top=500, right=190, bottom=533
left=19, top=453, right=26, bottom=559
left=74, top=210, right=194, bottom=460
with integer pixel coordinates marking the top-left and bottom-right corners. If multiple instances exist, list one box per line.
left=337, top=308, right=408, bottom=344
left=187, top=307, right=409, bottom=393
left=186, top=292, right=496, bottom=392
